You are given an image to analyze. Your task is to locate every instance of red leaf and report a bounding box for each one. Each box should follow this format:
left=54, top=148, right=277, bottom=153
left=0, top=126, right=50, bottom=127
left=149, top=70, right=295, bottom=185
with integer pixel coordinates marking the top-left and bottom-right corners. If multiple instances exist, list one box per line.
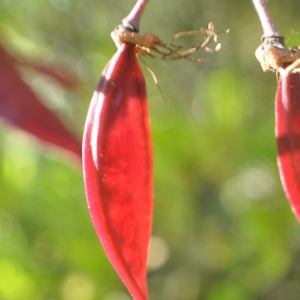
left=0, top=45, right=81, bottom=159
left=276, top=73, right=300, bottom=221
left=82, top=43, right=152, bottom=299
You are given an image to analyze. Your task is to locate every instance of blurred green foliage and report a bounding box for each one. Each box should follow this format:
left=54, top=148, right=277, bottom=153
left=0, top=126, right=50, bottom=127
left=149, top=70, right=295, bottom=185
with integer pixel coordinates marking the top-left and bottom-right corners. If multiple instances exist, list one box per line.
left=1, top=0, right=300, bottom=299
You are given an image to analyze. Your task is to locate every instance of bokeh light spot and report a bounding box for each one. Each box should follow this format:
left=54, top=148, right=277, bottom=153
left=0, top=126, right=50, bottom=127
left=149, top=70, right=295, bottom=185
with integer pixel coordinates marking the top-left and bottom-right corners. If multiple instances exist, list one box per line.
left=147, top=236, right=170, bottom=271
left=163, top=268, right=201, bottom=300
left=0, top=259, right=37, bottom=299
left=102, top=290, right=131, bottom=300
left=61, top=273, right=96, bottom=300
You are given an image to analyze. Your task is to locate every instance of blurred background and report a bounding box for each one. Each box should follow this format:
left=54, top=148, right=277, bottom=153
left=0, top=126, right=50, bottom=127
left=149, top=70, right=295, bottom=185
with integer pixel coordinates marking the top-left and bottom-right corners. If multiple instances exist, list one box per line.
left=1, top=0, right=300, bottom=299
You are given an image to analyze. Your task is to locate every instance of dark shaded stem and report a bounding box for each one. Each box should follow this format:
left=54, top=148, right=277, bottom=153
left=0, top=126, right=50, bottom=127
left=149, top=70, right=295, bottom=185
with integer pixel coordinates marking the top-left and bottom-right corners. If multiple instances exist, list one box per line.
left=252, top=0, right=283, bottom=38
left=123, top=0, right=149, bottom=32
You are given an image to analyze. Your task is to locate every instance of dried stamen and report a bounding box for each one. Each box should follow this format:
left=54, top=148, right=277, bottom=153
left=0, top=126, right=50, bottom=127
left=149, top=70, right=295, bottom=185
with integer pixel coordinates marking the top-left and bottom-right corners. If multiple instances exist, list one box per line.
left=255, top=36, right=300, bottom=75
left=111, top=22, right=228, bottom=63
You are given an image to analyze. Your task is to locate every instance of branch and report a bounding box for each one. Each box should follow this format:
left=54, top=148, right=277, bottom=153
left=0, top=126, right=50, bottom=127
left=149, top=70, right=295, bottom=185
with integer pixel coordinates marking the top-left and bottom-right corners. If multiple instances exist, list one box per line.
left=252, top=0, right=282, bottom=39
left=122, top=0, right=149, bottom=32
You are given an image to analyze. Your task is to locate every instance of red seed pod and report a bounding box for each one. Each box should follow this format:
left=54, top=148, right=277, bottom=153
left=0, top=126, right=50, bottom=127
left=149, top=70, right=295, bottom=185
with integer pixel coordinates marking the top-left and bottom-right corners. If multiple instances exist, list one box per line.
left=276, top=73, right=300, bottom=221
left=82, top=43, right=152, bottom=300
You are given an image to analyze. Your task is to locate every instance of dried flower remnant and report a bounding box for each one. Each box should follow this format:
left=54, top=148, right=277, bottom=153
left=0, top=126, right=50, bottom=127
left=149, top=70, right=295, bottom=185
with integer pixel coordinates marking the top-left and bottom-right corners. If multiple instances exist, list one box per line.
left=255, top=36, right=300, bottom=75
left=111, top=22, right=226, bottom=62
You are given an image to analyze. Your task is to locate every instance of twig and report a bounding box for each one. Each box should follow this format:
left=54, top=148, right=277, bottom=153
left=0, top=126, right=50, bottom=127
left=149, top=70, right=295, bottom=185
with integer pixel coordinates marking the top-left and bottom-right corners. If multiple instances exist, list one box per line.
left=122, top=0, right=149, bottom=32
left=252, top=0, right=282, bottom=39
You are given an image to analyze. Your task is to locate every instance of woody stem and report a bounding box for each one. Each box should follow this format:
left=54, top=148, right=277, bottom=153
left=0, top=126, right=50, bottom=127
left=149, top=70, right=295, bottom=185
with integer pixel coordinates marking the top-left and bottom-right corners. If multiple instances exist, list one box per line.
left=252, top=0, right=282, bottom=38
left=123, top=0, right=149, bottom=32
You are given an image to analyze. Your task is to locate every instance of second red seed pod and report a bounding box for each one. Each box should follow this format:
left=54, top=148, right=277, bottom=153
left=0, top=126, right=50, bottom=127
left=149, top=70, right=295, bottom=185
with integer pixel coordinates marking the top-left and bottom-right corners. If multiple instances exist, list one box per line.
left=276, top=73, right=300, bottom=221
